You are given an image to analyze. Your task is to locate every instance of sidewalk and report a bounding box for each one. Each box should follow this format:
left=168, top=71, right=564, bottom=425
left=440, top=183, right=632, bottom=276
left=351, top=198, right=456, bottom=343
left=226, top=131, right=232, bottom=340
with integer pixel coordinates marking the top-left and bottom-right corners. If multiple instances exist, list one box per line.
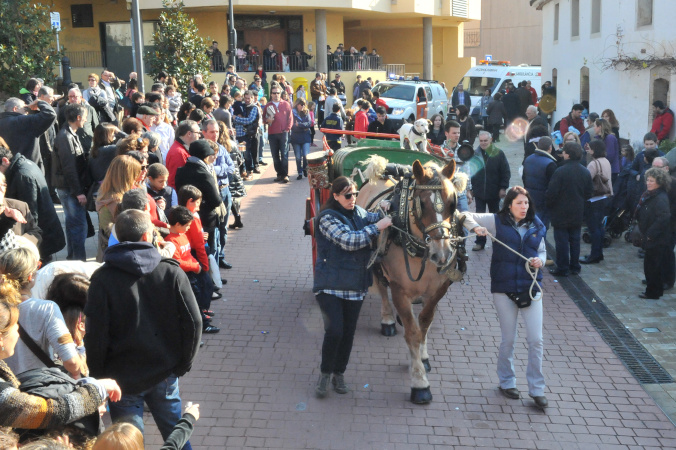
left=54, top=137, right=676, bottom=448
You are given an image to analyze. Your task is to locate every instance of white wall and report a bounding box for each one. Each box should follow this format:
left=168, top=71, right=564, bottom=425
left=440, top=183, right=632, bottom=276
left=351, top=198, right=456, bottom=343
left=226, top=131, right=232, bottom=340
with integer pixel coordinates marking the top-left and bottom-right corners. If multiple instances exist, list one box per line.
left=539, top=0, right=676, bottom=143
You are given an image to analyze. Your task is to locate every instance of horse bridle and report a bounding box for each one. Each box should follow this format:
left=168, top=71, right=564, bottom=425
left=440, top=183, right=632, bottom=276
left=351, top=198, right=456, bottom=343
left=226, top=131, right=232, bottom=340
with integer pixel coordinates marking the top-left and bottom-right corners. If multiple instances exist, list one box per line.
left=392, top=173, right=460, bottom=282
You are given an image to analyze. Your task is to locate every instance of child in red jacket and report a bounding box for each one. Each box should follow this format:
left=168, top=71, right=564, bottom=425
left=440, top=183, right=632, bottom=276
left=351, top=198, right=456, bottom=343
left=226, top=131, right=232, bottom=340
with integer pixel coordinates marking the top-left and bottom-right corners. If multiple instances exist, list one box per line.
left=165, top=206, right=220, bottom=334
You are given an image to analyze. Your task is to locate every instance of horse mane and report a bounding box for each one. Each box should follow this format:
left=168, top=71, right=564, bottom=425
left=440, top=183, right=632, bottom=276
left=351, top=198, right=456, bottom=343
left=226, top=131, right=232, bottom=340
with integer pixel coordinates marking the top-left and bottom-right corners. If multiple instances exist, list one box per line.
left=422, top=161, right=467, bottom=193
left=362, top=155, right=388, bottom=184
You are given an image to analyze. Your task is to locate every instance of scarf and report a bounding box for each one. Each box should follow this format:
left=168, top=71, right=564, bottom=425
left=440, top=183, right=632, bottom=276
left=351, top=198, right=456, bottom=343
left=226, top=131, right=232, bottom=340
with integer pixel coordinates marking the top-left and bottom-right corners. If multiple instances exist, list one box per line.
left=634, top=188, right=661, bottom=219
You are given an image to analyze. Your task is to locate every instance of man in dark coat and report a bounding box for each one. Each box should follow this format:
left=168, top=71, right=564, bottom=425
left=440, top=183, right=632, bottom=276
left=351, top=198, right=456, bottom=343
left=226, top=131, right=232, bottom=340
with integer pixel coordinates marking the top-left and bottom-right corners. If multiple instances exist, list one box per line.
left=502, top=86, right=521, bottom=125
left=0, top=147, right=65, bottom=260
left=451, top=83, right=472, bottom=110
left=57, top=87, right=99, bottom=154
left=545, top=142, right=593, bottom=276
left=523, top=137, right=558, bottom=229
left=471, top=131, right=511, bottom=250
left=85, top=209, right=201, bottom=447
left=0, top=97, right=56, bottom=173
left=515, top=81, right=533, bottom=118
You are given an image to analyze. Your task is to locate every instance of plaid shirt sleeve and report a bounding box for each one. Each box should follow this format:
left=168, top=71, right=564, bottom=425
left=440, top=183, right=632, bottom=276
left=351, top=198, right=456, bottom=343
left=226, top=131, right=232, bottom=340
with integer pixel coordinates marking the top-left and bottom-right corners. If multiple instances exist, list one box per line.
left=318, top=214, right=379, bottom=251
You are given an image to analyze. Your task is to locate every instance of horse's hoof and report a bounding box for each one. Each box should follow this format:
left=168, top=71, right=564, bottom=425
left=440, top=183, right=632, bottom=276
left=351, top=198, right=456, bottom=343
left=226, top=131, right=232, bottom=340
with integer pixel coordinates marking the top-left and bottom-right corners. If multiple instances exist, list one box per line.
left=410, top=387, right=433, bottom=404
left=381, top=323, right=397, bottom=336
left=396, top=315, right=402, bottom=326
left=421, top=358, right=432, bottom=373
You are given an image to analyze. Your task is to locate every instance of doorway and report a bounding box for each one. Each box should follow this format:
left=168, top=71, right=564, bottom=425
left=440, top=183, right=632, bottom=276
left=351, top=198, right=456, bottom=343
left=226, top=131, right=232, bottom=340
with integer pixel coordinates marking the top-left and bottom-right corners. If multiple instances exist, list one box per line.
left=101, top=21, right=157, bottom=78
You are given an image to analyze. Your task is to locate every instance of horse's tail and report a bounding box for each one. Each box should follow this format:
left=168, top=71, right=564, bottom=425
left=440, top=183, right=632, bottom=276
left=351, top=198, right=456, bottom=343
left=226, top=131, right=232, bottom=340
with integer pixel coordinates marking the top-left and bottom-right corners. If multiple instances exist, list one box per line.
left=362, top=155, right=388, bottom=184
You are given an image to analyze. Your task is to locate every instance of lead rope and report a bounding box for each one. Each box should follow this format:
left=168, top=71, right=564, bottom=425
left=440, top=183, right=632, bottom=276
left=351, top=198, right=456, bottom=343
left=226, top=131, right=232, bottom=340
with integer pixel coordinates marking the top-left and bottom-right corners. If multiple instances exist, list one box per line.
left=378, top=203, right=542, bottom=301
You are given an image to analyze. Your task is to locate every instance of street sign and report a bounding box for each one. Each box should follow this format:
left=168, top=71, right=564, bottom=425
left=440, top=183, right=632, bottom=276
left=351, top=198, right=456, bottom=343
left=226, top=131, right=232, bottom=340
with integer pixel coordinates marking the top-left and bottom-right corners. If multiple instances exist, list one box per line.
left=485, top=54, right=492, bottom=61
left=50, top=12, right=61, bottom=31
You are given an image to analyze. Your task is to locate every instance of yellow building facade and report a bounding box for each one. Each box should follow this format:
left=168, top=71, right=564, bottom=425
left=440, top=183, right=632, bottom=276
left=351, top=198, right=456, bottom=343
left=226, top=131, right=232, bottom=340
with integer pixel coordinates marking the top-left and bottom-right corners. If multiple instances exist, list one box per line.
left=48, top=0, right=480, bottom=102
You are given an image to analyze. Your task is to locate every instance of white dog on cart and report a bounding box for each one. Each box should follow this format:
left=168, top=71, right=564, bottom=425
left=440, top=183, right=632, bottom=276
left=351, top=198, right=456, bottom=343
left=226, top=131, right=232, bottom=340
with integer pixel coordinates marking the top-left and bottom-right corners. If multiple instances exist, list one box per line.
left=399, top=118, right=431, bottom=153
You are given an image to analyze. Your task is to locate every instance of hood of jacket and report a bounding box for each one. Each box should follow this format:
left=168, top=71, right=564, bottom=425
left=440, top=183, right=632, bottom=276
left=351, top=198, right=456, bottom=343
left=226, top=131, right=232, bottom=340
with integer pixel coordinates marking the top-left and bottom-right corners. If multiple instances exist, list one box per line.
left=103, top=241, right=162, bottom=277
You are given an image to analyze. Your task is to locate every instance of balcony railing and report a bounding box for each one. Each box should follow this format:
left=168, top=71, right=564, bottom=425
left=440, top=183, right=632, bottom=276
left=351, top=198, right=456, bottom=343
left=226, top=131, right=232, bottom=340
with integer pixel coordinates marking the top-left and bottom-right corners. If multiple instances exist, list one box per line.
left=212, top=53, right=384, bottom=73
left=464, top=30, right=480, bottom=47
left=64, top=51, right=104, bottom=68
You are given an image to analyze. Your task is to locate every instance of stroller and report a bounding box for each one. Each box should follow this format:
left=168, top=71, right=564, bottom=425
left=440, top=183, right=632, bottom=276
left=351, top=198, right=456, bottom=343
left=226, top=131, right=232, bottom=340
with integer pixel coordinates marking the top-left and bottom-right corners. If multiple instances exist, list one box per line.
left=582, top=208, right=630, bottom=248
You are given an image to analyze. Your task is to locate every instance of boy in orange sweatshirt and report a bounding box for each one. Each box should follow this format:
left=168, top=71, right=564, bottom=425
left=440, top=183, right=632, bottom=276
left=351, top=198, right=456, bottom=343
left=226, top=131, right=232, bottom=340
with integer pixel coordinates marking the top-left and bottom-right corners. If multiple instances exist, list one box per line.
left=165, top=206, right=220, bottom=334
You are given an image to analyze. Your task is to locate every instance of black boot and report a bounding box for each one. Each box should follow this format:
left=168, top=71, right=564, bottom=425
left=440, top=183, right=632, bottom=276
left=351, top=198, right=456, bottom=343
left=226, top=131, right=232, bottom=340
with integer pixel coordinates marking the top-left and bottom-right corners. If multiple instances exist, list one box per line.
left=229, top=215, right=244, bottom=229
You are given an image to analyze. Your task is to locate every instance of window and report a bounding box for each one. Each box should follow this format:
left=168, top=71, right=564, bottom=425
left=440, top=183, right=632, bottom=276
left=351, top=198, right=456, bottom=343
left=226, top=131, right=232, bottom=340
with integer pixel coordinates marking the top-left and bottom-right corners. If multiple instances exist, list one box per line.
left=591, top=0, right=601, bottom=34
left=554, top=3, right=559, bottom=41
left=71, top=4, right=93, bottom=28
left=637, top=0, right=653, bottom=27
left=571, top=0, right=580, bottom=37
left=580, top=67, right=590, bottom=104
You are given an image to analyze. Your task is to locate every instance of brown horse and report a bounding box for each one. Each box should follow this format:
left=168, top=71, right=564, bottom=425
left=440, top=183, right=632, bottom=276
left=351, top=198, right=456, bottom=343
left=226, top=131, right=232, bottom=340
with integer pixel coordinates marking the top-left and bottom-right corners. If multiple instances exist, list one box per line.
left=357, top=157, right=466, bottom=404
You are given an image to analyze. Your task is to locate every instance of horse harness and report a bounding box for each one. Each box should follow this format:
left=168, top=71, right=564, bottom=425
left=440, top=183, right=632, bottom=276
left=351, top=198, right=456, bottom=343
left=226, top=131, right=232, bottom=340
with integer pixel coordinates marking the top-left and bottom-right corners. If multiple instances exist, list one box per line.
left=373, top=172, right=468, bottom=283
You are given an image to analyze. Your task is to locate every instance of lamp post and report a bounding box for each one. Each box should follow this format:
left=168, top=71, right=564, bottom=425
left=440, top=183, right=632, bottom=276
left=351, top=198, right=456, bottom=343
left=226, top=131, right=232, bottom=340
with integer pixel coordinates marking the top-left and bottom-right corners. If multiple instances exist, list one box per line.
left=127, top=0, right=145, bottom=91
left=228, top=0, right=236, bottom=68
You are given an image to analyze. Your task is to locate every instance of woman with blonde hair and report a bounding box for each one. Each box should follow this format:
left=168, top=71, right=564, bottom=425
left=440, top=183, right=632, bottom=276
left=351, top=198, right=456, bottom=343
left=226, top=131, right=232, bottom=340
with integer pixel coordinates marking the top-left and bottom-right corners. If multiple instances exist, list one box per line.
left=0, top=279, right=121, bottom=431
left=95, top=155, right=143, bottom=261
left=0, top=246, right=86, bottom=380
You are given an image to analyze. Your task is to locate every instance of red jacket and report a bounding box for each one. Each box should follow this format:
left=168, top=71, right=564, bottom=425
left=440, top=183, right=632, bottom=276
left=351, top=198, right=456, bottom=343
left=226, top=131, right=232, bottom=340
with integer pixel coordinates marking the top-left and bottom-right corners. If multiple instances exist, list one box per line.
left=147, top=194, right=168, bottom=229
left=266, top=101, right=293, bottom=135
left=651, top=108, right=674, bottom=141
left=528, top=87, right=538, bottom=105
left=375, top=98, right=389, bottom=109
left=166, top=140, right=189, bottom=188
left=165, top=232, right=200, bottom=273
left=560, top=114, right=585, bottom=136
left=354, top=110, right=369, bottom=139
left=185, top=212, right=209, bottom=270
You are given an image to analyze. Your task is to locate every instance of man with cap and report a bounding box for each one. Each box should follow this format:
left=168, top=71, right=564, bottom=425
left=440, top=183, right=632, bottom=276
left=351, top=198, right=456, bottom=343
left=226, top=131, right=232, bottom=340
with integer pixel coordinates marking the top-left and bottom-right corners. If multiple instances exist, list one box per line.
left=174, top=139, right=224, bottom=273
left=136, top=104, right=159, bottom=132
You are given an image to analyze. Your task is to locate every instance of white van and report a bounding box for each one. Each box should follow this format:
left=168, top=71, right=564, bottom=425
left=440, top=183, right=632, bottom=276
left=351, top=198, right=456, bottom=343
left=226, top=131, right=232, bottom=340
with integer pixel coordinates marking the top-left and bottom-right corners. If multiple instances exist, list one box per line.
left=452, top=63, right=542, bottom=114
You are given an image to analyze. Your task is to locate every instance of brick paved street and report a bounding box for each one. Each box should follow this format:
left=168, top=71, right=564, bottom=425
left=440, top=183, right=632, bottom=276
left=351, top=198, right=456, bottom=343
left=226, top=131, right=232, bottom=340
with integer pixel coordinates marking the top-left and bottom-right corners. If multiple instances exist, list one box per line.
left=54, top=136, right=676, bottom=448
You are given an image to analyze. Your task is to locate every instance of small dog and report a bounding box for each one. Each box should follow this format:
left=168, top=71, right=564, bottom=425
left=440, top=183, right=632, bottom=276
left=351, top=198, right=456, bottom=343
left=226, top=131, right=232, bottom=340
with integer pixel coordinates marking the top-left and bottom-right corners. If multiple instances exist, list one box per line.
left=399, top=119, right=431, bottom=153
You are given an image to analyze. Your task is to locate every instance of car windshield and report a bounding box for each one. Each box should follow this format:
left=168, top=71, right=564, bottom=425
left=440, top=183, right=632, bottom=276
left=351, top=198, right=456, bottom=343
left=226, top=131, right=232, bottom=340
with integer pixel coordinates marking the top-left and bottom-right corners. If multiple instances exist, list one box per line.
left=458, top=76, right=500, bottom=96
left=373, top=84, right=416, bottom=101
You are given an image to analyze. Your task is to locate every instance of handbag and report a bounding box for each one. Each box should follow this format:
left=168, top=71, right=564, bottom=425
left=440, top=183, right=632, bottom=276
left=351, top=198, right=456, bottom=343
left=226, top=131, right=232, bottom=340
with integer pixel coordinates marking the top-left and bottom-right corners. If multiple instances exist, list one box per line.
left=208, top=253, right=223, bottom=289
left=630, top=222, right=644, bottom=248
left=592, top=159, right=611, bottom=196
left=506, top=292, right=532, bottom=309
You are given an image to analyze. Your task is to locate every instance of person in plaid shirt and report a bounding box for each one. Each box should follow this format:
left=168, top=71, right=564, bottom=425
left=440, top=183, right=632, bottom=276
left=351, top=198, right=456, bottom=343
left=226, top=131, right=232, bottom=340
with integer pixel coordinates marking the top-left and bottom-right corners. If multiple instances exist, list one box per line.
left=312, top=176, right=392, bottom=398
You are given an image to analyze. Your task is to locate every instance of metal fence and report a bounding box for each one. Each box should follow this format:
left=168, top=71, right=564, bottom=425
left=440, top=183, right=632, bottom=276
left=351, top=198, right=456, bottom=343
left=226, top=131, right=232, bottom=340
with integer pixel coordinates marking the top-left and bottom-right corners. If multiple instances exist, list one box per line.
left=64, top=51, right=104, bottom=68
left=211, top=53, right=383, bottom=73
left=385, top=64, right=405, bottom=78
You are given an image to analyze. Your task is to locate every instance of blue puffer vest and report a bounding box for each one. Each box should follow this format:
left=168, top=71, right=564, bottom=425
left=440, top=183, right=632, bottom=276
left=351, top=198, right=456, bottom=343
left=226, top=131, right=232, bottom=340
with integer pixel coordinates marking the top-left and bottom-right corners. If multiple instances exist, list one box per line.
left=523, top=151, right=556, bottom=211
left=313, top=206, right=374, bottom=293
left=490, top=214, right=546, bottom=294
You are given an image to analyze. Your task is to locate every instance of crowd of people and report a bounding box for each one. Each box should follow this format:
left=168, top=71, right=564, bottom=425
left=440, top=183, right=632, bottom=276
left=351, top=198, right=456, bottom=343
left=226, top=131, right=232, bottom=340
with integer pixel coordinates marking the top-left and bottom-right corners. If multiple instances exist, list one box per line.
left=1, top=64, right=674, bottom=444
left=207, top=41, right=382, bottom=73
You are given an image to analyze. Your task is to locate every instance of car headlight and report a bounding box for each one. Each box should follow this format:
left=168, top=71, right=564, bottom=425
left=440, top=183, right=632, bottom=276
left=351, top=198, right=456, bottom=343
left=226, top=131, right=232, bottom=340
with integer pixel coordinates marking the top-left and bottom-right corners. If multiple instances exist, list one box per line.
left=392, top=108, right=405, bottom=115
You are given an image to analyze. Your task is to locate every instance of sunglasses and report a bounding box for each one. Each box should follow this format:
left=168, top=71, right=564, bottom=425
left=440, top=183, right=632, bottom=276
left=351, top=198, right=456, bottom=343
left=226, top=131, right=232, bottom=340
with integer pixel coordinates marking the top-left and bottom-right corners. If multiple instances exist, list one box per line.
left=343, top=191, right=358, bottom=200
left=271, top=92, right=280, bottom=94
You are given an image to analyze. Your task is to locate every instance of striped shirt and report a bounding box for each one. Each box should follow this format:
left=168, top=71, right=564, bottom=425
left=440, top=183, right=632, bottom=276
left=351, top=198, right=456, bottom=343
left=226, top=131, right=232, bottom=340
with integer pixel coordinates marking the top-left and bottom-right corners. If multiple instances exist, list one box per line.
left=315, top=210, right=380, bottom=301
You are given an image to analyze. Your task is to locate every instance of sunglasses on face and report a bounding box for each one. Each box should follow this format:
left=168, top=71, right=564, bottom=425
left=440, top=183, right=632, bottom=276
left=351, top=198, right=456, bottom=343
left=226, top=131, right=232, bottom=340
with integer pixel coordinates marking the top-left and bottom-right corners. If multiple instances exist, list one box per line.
left=343, top=191, right=358, bottom=200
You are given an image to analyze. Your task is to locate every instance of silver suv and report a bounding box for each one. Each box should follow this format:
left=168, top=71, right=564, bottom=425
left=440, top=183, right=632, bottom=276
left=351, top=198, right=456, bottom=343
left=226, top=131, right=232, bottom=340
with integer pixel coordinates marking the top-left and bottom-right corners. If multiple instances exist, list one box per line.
left=354, top=80, right=448, bottom=123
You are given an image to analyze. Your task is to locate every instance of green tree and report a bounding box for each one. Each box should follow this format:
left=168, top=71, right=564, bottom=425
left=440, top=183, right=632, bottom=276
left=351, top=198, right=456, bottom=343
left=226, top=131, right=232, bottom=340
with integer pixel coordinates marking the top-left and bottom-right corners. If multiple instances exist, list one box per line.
left=148, top=0, right=211, bottom=98
left=0, top=0, right=62, bottom=94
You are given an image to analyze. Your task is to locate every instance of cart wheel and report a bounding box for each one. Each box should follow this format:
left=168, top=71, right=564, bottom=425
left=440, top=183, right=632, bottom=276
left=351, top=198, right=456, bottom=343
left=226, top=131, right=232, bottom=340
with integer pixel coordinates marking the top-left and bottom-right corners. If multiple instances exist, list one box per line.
left=610, top=230, right=621, bottom=239
left=624, top=231, right=632, bottom=242
left=603, top=235, right=612, bottom=248
left=582, top=232, right=591, bottom=244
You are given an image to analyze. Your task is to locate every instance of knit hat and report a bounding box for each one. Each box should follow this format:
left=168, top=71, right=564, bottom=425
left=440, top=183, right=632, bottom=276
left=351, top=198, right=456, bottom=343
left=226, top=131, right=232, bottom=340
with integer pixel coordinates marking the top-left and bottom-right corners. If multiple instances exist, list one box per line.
left=189, top=139, right=215, bottom=159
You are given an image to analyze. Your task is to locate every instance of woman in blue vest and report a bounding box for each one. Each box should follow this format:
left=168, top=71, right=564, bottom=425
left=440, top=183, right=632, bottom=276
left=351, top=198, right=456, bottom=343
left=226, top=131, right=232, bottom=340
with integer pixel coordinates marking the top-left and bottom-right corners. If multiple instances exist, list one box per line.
left=313, top=176, right=392, bottom=398
left=465, top=186, right=548, bottom=409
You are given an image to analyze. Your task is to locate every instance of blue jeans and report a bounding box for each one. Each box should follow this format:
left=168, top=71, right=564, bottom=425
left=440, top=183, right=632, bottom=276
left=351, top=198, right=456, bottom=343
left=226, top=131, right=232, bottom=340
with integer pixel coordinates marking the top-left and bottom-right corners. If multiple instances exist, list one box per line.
left=258, top=134, right=265, bottom=162
left=292, top=142, right=310, bottom=176
left=108, top=375, right=192, bottom=450
left=584, top=198, right=609, bottom=260
left=269, top=132, right=289, bottom=177
left=218, top=186, right=232, bottom=261
left=56, top=189, right=87, bottom=261
left=535, top=206, right=550, bottom=230
left=456, top=193, right=469, bottom=213
left=553, top=226, right=581, bottom=273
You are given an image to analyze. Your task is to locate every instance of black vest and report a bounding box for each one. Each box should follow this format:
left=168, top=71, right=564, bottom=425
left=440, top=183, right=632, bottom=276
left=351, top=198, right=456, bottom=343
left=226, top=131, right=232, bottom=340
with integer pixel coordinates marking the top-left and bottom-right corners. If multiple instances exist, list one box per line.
left=313, top=207, right=373, bottom=293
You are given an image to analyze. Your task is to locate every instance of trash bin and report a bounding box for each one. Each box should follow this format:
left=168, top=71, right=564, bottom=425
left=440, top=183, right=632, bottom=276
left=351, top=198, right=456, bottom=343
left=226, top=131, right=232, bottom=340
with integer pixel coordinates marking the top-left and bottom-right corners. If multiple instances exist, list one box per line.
left=292, top=77, right=309, bottom=100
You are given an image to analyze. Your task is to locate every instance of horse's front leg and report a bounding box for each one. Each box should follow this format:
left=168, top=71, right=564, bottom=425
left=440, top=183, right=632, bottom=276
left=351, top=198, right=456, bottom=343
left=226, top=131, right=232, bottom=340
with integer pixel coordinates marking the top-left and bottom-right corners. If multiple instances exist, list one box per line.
left=392, top=290, right=432, bottom=404
left=374, top=276, right=396, bottom=336
left=418, top=300, right=438, bottom=373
